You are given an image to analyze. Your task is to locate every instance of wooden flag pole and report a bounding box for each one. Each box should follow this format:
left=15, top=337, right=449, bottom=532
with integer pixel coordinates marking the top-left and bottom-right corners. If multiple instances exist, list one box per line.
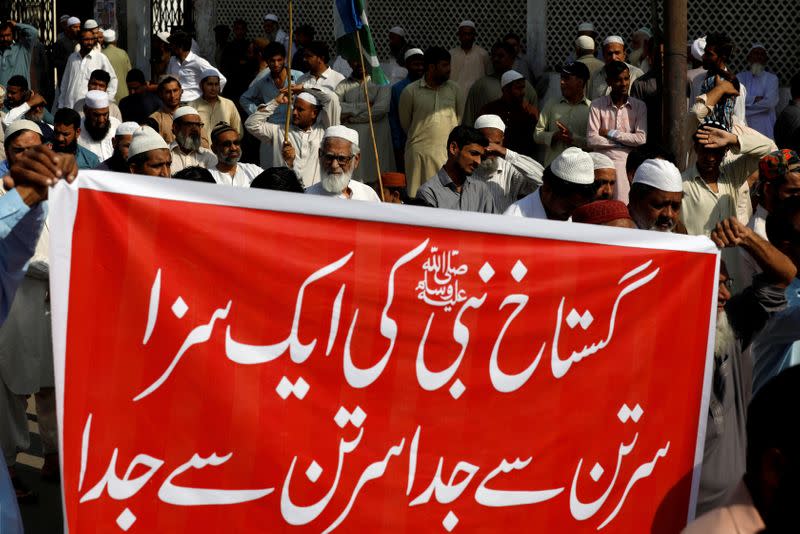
left=283, top=0, right=295, bottom=139
left=354, top=30, right=385, bottom=201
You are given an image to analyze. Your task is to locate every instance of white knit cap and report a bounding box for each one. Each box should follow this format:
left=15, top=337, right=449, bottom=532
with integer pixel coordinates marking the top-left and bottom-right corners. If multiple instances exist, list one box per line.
left=575, top=36, right=595, bottom=50
left=501, top=70, right=524, bottom=88
left=263, top=13, right=279, bottom=22
left=634, top=27, right=653, bottom=38
left=83, top=19, right=98, bottom=30
left=603, top=35, right=625, bottom=46
left=296, top=92, right=319, bottom=106
left=200, top=68, right=221, bottom=81
left=156, top=31, right=171, bottom=44
left=116, top=121, right=140, bottom=136
left=323, top=125, right=359, bottom=147
left=389, top=26, right=406, bottom=37
left=84, top=90, right=109, bottom=109
left=173, top=106, right=200, bottom=121
left=691, top=36, right=706, bottom=62
left=127, top=126, right=169, bottom=160
left=577, top=22, right=596, bottom=33
left=458, top=20, right=476, bottom=29
left=551, top=147, right=595, bottom=185
left=749, top=42, right=766, bottom=54
left=103, top=29, right=116, bottom=42
left=474, top=114, right=505, bottom=132
left=590, top=152, right=615, bottom=171
left=404, top=48, right=424, bottom=61
left=67, top=16, right=80, bottom=26
left=5, top=119, right=42, bottom=139
left=633, top=158, right=683, bottom=193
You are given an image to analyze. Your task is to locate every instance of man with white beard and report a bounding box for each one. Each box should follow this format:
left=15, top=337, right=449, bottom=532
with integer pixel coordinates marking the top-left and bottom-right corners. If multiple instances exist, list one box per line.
left=168, top=105, right=217, bottom=175
left=695, top=216, right=797, bottom=516
left=472, top=114, right=542, bottom=212
left=627, top=158, right=684, bottom=232
left=305, top=125, right=380, bottom=201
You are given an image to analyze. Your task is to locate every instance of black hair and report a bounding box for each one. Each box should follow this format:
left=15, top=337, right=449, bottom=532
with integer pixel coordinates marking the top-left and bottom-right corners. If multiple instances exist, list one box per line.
left=7, top=75, right=27, bottom=91
left=447, top=125, right=489, bottom=150
left=705, top=32, right=734, bottom=62
left=263, top=41, right=286, bottom=59
left=424, top=46, right=450, bottom=67
left=490, top=41, right=516, bottom=59
left=543, top=165, right=598, bottom=200
left=296, top=24, right=315, bottom=38
left=791, top=72, right=800, bottom=100
left=173, top=166, right=216, bottom=183
left=765, top=195, right=800, bottom=246
left=157, top=75, right=181, bottom=92
left=168, top=31, right=192, bottom=52
left=625, top=144, right=676, bottom=176
left=250, top=167, right=305, bottom=192
left=90, top=69, right=111, bottom=85
left=503, top=32, right=522, bottom=44
left=304, top=41, right=330, bottom=63
left=604, top=60, right=630, bottom=80
left=126, top=68, right=146, bottom=84
left=0, top=21, right=14, bottom=33
left=54, top=107, right=81, bottom=129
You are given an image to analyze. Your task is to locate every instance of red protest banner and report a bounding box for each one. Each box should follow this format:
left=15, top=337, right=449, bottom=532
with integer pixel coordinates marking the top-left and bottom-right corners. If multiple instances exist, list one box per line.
left=50, top=172, right=719, bottom=533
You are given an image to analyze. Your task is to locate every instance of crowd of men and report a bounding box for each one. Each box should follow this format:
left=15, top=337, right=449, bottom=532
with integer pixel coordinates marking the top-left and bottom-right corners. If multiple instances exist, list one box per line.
left=0, top=11, right=799, bottom=533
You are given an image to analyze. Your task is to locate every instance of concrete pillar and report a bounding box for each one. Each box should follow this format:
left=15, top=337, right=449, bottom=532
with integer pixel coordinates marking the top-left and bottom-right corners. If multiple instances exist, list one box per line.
left=193, top=0, right=216, bottom=61
left=527, top=0, right=546, bottom=77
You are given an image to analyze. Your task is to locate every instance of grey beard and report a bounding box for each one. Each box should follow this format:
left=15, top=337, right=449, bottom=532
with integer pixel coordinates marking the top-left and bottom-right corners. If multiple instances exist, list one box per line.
left=321, top=168, right=352, bottom=194
left=176, top=131, right=202, bottom=152
left=220, top=154, right=240, bottom=166
left=715, top=310, right=737, bottom=356
left=475, top=157, right=499, bottom=176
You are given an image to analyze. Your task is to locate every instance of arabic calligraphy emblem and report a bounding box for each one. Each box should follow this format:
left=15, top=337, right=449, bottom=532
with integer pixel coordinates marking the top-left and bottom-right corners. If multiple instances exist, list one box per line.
left=416, top=247, right=469, bottom=312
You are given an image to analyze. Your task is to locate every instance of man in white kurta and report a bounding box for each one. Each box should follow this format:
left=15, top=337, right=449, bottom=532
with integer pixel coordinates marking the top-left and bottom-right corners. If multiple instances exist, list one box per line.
left=305, top=125, right=381, bottom=201
left=335, top=60, right=395, bottom=185
left=77, top=90, right=120, bottom=161
left=208, top=122, right=263, bottom=186
left=190, top=68, right=243, bottom=143
left=736, top=43, right=780, bottom=139
left=58, top=28, right=117, bottom=109
left=245, top=88, right=338, bottom=188
left=448, top=20, right=490, bottom=100
left=297, top=41, right=345, bottom=92
left=168, top=106, right=218, bottom=174
left=167, top=31, right=227, bottom=103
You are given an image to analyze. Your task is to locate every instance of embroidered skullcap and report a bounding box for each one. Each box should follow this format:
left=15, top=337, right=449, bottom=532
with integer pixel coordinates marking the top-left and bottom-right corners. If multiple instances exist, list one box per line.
left=633, top=158, right=683, bottom=193
left=603, top=35, right=625, bottom=46
left=83, top=19, right=98, bottom=30
left=561, top=60, right=590, bottom=81
left=84, top=90, right=109, bottom=109
left=404, top=48, right=424, bottom=61
left=691, top=36, right=706, bottom=62
left=572, top=200, right=632, bottom=225
left=103, top=29, right=116, bottom=43
left=474, top=114, right=505, bottom=132
left=173, top=106, right=200, bottom=121
left=127, top=126, right=169, bottom=159
left=551, top=147, right=595, bottom=185
left=694, top=119, right=729, bottom=141
left=590, top=152, right=615, bottom=171
left=296, top=91, right=319, bottom=107
left=115, top=122, right=140, bottom=136
left=575, top=36, right=595, bottom=51
left=5, top=120, right=42, bottom=139
left=759, top=150, right=800, bottom=182
left=382, top=172, right=406, bottom=187
left=500, top=70, right=524, bottom=88
left=323, top=125, right=359, bottom=147
left=211, top=121, right=237, bottom=141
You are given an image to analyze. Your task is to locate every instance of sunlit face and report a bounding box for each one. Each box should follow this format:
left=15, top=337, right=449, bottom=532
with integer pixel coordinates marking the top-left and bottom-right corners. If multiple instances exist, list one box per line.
left=6, top=130, right=41, bottom=165
left=607, top=69, right=631, bottom=97
left=450, top=142, right=485, bottom=175
left=201, top=76, right=220, bottom=100
left=630, top=189, right=683, bottom=231
left=159, top=81, right=182, bottom=108
left=593, top=168, right=616, bottom=200
left=131, top=148, right=172, bottom=177
left=267, top=54, right=285, bottom=76
left=603, top=43, right=625, bottom=63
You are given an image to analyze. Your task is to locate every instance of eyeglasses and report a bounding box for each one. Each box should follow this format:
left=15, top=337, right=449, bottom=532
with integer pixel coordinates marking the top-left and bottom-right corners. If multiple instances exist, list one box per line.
left=180, top=121, right=204, bottom=128
left=321, top=153, right=355, bottom=165
left=219, top=140, right=240, bottom=147
left=721, top=278, right=734, bottom=289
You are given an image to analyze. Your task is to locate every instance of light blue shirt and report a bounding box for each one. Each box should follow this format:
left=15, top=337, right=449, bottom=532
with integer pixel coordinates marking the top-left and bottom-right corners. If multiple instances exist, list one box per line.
left=752, top=278, right=800, bottom=393
left=0, top=23, right=38, bottom=87
left=239, top=69, right=303, bottom=120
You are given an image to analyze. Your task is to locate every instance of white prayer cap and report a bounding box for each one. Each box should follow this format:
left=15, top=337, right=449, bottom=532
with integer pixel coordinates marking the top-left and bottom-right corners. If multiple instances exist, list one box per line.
left=458, top=20, right=476, bottom=29
left=296, top=91, right=319, bottom=107
left=691, top=36, right=706, bottom=62
left=116, top=122, right=140, bottom=137
left=66, top=16, right=80, bottom=26
left=5, top=119, right=42, bottom=139
left=404, top=48, right=424, bottom=61
left=388, top=26, right=406, bottom=37
left=173, top=106, right=200, bottom=121
left=633, top=158, right=683, bottom=193
left=633, top=27, right=653, bottom=38
left=59, top=14, right=70, bottom=22
left=501, top=70, right=524, bottom=88
left=200, top=68, right=221, bottom=81
left=84, top=90, right=109, bottom=109
left=103, top=29, right=116, bottom=42
left=474, top=114, right=505, bottom=132
left=263, top=13, right=279, bottom=22
left=575, top=36, right=595, bottom=50
left=323, top=125, right=359, bottom=147
left=577, top=22, right=596, bottom=33
left=590, top=152, right=615, bottom=171
left=749, top=42, right=766, bottom=54
left=156, top=31, right=171, bottom=44
left=128, top=126, right=169, bottom=160
left=551, top=147, right=594, bottom=185
left=83, top=19, right=98, bottom=30
left=603, top=35, right=625, bottom=46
